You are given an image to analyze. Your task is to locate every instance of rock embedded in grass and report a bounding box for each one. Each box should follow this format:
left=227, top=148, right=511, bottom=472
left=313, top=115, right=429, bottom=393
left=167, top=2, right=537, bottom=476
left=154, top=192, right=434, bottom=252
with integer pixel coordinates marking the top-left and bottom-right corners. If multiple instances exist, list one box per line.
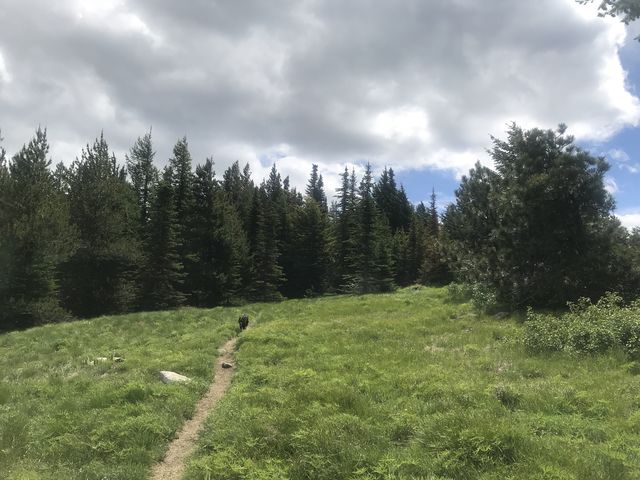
left=159, top=371, right=191, bottom=383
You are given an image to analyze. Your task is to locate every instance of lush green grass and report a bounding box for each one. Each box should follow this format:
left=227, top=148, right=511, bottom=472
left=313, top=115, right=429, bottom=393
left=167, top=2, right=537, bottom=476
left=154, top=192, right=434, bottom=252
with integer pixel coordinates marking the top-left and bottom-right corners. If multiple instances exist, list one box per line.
left=0, top=307, right=241, bottom=479
left=2, top=287, right=640, bottom=479
left=185, top=287, right=640, bottom=479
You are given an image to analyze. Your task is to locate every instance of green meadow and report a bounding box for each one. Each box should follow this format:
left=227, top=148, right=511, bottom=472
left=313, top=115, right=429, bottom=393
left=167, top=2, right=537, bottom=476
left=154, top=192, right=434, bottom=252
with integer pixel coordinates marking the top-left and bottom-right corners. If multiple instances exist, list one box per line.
left=2, top=287, right=640, bottom=479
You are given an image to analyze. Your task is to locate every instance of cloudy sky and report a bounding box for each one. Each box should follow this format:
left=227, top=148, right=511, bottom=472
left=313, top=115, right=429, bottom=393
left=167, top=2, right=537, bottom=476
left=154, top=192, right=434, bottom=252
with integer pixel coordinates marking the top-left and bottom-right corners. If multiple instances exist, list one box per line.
left=0, top=0, right=639, bottom=224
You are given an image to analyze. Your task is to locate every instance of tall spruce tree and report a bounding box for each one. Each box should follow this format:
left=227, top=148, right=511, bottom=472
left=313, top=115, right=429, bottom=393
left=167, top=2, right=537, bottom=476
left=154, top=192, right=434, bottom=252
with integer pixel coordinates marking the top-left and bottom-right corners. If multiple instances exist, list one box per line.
left=61, top=133, right=140, bottom=317
left=373, top=167, right=412, bottom=233
left=168, top=137, right=195, bottom=299
left=354, top=163, right=395, bottom=293
left=265, top=164, right=295, bottom=296
left=189, top=159, right=247, bottom=306
left=222, top=161, right=255, bottom=234
left=247, top=185, right=284, bottom=301
left=335, top=167, right=359, bottom=290
left=288, top=168, right=332, bottom=296
left=306, top=164, right=328, bottom=211
left=0, top=128, right=75, bottom=328
left=141, top=168, right=185, bottom=309
left=126, top=131, right=158, bottom=229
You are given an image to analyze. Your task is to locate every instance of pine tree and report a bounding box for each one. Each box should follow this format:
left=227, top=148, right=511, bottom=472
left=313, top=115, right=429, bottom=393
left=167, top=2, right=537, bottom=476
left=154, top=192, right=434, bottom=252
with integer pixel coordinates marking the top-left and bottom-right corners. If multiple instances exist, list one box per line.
left=335, top=167, right=359, bottom=290
left=247, top=186, right=284, bottom=301
left=265, top=164, right=294, bottom=296
left=141, top=168, right=185, bottom=309
left=189, top=159, right=248, bottom=306
left=222, top=161, right=254, bottom=233
left=373, top=167, right=412, bottom=233
left=288, top=195, right=331, bottom=296
left=354, top=163, right=395, bottom=293
left=427, top=188, right=439, bottom=237
left=61, top=133, right=140, bottom=317
left=168, top=137, right=195, bottom=299
left=306, top=164, right=328, bottom=211
left=443, top=124, right=615, bottom=307
left=126, top=131, right=158, bottom=228
left=0, top=128, right=75, bottom=328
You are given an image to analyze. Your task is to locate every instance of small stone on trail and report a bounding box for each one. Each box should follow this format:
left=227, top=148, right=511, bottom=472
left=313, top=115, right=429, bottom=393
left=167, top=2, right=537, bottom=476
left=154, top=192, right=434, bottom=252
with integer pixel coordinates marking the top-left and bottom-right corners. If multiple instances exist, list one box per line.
left=221, top=362, right=233, bottom=369
left=113, top=356, right=124, bottom=362
left=160, top=371, right=191, bottom=383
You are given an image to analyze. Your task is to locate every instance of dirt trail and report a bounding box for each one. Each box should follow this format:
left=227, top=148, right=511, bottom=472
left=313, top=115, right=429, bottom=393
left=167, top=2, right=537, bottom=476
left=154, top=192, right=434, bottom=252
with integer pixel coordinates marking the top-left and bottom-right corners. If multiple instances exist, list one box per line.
left=150, top=336, right=238, bottom=480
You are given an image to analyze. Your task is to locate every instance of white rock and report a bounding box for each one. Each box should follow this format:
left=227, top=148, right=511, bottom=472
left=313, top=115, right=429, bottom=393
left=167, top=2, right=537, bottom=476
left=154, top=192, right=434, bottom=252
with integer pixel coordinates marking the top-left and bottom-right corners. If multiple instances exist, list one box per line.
left=95, top=357, right=108, bottom=362
left=159, top=371, right=191, bottom=384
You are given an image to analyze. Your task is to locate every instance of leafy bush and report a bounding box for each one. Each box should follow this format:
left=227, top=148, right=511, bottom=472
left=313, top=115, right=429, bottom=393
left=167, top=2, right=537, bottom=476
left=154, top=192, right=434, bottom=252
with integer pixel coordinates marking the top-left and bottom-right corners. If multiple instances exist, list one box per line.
left=524, top=293, right=640, bottom=358
left=447, top=282, right=499, bottom=313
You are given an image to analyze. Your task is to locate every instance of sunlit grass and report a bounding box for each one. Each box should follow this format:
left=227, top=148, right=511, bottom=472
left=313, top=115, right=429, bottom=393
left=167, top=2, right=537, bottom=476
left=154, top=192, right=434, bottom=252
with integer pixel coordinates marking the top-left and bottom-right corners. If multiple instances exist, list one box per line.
left=185, top=287, right=640, bottom=479
left=2, top=287, right=640, bottom=479
left=0, top=307, right=240, bottom=479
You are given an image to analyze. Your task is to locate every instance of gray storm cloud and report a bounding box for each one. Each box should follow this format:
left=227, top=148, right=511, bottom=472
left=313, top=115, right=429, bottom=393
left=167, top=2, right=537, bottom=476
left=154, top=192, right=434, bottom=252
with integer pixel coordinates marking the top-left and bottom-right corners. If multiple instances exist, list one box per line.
left=0, top=0, right=638, bottom=192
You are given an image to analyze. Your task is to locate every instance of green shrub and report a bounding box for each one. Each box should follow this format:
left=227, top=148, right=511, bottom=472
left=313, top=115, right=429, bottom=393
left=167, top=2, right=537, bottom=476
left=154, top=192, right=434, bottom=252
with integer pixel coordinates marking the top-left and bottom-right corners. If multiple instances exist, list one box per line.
left=524, top=293, right=640, bottom=357
left=523, top=310, right=568, bottom=353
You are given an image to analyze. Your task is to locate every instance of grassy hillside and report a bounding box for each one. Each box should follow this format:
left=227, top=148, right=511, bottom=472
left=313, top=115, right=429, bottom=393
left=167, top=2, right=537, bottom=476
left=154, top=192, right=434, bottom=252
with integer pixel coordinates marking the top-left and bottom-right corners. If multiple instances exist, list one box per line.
left=185, top=287, right=640, bottom=480
left=1, top=287, right=639, bottom=479
left=0, top=307, right=241, bottom=479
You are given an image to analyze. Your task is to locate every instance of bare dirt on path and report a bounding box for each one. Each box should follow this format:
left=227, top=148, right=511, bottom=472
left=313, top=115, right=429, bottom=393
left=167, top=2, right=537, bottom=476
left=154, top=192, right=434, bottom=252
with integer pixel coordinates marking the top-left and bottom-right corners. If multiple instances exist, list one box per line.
left=150, top=336, right=238, bottom=480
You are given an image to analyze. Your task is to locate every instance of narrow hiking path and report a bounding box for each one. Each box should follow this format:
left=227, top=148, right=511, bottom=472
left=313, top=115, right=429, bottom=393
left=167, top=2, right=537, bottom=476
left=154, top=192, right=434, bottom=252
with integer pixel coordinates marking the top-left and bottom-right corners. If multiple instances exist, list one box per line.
left=150, top=336, right=238, bottom=480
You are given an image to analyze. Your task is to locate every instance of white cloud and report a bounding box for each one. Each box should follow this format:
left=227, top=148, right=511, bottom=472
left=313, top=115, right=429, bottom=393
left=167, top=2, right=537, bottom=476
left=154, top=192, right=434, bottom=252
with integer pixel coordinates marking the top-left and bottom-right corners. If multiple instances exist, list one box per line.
left=0, top=0, right=638, bottom=190
left=609, top=148, right=631, bottom=162
left=372, top=106, right=431, bottom=143
left=607, top=148, right=640, bottom=173
left=617, top=212, right=640, bottom=230
left=0, top=51, right=11, bottom=84
left=605, top=176, right=619, bottom=194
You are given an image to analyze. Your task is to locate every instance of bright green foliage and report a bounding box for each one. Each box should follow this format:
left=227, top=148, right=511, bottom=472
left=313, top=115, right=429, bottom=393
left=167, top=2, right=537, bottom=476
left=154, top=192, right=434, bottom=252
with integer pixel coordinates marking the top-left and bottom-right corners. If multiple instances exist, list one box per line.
left=0, top=306, right=237, bottom=479
left=61, top=134, right=140, bottom=317
left=444, top=124, right=620, bottom=309
left=0, top=128, right=74, bottom=328
left=524, top=292, right=640, bottom=357
left=183, top=287, right=640, bottom=479
left=140, top=168, right=185, bottom=310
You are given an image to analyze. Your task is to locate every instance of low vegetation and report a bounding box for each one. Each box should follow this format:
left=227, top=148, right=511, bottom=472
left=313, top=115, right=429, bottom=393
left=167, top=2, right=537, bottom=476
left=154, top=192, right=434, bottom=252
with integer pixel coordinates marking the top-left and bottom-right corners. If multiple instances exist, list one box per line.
left=0, top=308, right=238, bottom=479
left=2, top=287, right=639, bottom=479
left=184, top=287, right=640, bottom=479
left=524, top=293, right=640, bottom=357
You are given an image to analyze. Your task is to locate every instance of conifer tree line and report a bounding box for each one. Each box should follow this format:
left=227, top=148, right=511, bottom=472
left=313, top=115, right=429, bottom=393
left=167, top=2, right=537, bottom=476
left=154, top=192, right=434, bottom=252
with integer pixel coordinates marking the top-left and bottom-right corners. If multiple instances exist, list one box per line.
left=4, top=123, right=638, bottom=330
left=0, top=128, right=448, bottom=329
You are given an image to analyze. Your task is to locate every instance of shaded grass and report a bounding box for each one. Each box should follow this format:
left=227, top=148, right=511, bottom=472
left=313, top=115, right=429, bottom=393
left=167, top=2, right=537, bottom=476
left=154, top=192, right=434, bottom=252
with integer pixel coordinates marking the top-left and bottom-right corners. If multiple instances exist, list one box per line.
left=184, top=287, right=640, bottom=479
left=0, top=306, right=248, bottom=479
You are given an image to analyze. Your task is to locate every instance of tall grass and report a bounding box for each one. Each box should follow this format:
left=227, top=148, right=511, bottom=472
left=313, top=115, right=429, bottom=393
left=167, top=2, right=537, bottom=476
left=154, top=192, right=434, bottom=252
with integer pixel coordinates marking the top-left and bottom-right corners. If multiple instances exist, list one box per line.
left=0, top=307, right=240, bottom=479
left=185, top=287, right=640, bottom=479
left=1, top=287, right=639, bottom=479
